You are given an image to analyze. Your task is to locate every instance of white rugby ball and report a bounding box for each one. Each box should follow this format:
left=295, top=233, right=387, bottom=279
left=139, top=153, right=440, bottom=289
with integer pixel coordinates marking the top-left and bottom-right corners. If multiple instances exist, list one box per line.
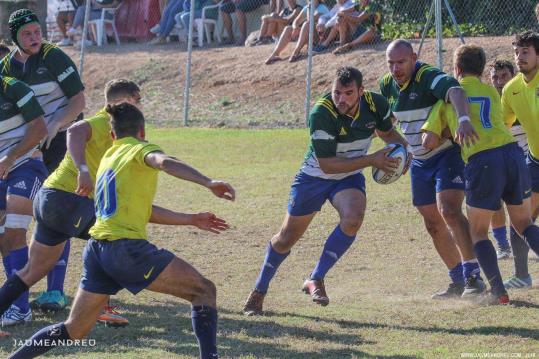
left=372, top=143, right=408, bottom=185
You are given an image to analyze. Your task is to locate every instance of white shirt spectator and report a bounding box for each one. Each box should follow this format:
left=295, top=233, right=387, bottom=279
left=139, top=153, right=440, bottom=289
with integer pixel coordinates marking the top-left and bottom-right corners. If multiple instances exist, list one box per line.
left=57, top=0, right=76, bottom=12
left=318, top=0, right=356, bottom=28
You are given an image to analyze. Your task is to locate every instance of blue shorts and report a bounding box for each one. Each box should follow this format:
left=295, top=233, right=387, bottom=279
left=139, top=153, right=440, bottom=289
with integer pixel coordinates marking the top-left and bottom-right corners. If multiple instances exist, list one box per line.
left=81, top=238, right=175, bottom=295
left=287, top=171, right=366, bottom=216
left=410, top=146, right=465, bottom=206
left=465, top=143, right=531, bottom=211
left=527, top=153, right=539, bottom=193
left=33, top=187, right=95, bottom=246
left=0, top=159, right=48, bottom=209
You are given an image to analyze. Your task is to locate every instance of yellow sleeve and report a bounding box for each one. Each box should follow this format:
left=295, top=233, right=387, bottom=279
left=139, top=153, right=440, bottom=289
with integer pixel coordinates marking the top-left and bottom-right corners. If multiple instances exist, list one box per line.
left=136, top=143, right=163, bottom=166
left=421, top=100, right=446, bottom=136
left=501, top=88, right=516, bottom=127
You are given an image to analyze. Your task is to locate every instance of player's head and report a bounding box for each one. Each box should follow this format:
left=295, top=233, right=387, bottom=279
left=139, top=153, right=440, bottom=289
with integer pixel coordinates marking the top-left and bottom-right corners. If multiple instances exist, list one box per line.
left=452, top=44, right=486, bottom=79
left=513, top=31, right=539, bottom=75
left=107, top=102, right=145, bottom=141
left=386, top=39, right=417, bottom=86
left=332, top=66, right=363, bottom=116
left=0, top=43, right=10, bottom=60
left=105, top=79, right=142, bottom=110
left=488, top=59, right=515, bottom=94
left=8, top=9, right=42, bottom=56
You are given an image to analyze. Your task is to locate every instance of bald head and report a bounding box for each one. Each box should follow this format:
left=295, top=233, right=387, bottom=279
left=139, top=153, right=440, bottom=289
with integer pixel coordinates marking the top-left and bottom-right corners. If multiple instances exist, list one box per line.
left=386, top=39, right=417, bottom=86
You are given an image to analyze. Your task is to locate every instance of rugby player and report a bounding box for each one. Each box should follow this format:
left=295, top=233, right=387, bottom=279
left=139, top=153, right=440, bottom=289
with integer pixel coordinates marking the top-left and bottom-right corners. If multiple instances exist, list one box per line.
left=8, top=102, right=234, bottom=359
left=380, top=39, right=484, bottom=299
left=243, top=66, right=408, bottom=315
left=422, top=44, right=539, bottom=304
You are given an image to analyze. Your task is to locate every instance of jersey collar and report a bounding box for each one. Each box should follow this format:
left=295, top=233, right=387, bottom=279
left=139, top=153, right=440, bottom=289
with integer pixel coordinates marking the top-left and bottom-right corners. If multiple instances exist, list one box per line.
left=459, top=76, right=481, bottom=86
left=524, top=69, right=539, bottom=88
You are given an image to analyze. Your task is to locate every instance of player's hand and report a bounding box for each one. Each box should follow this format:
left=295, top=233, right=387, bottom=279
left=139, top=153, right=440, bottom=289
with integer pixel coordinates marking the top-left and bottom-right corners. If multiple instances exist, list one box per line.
left=455, top=121, right=479, bottom=148
left=402, top=149, right=412, bottom=175
left=45, top=121, right=62, bottom=150
left=207, top=180, right=235, bottom=201
left=0, top=155, right=14, bottom=180
left=371, top=147, right=399, bottom=173
left=193, top=212, right=230, bottom=234
left=76, top=171, right=94, bottom=197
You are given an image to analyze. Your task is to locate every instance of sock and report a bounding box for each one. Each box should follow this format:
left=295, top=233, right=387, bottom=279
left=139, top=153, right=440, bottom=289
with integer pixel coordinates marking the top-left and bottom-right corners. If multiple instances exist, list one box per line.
left=462, top=259, right=481, bottom=280
left=492, top=226, right=509, bottom=248
left=9, top=247, right=29, bottom=312
left=523, top=224, right=539, bottom=256
left=191, top=306, right=218, bottom=359
left=253, top=242, right=290, bottom=294
left=0, top=274, right=29, bottom=315
left=510, top=226, right=529, bottom=279
left=47, top=240, right=70, bottom=293
left=448, top=262, right=464, bottom=285
left=2, top=254, right=11, bottom=277
left=473, top=240, right=505, bottom=296
left=8, top=322, right=70, bottom=359
left=311, top=225, right=356, bottom=280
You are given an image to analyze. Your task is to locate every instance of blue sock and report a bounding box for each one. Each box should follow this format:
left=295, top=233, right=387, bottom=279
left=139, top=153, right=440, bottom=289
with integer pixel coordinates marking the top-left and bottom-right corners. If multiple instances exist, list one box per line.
left=253, top=242, right=289, bottom=294
left=9, top=247, right=29, bottom=312
left=47, top=240, right=70, bottom=293
left=492, top=226, right=509, bottom=248
left=191, top=306, right=218, bottom=359
left=462, top=259, right=481, bottom=280
left=473, top=240, right=505, bottom=296
left=523, top=224, right=539, bottom=256
left=8, top=322, right=70, bottom=359
left=448, top=262, right=464, bottom=285
left=311, top=225, right=356, bottom=280
left=2, top=254, right=11, bottom=277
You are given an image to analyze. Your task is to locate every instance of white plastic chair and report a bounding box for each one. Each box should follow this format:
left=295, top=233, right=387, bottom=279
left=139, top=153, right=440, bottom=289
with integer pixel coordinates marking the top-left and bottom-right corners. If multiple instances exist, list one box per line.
left=172, top=1, right=222, bottom=47
left=89, top=5, right=121, bottom=46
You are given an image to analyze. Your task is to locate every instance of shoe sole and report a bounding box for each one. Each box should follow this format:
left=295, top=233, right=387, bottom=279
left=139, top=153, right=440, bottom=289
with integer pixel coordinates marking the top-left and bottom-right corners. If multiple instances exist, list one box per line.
left=302, top=287, right=329, bottom=306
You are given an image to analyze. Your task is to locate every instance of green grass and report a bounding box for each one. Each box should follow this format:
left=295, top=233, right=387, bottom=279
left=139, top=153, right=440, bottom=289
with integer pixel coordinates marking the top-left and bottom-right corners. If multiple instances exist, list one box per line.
left=0, top=128, right=538, bottom=358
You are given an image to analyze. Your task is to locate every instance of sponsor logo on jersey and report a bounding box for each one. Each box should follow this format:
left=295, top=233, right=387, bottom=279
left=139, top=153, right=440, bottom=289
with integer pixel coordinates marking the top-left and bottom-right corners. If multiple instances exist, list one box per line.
left=0, top=103, right=12, bottom=111
left=36, top=67, right=48, bottom=75
left=409, top=92, right=419, bottom=100
left=364, top=121, right=376, bottom=129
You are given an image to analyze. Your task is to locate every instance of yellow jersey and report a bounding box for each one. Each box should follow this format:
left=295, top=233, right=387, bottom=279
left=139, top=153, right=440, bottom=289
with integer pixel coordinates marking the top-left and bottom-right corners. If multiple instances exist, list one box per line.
left=422, top=76, right=514, bottom=163
left=45, top=108, right=112, bottom=198
left=502, top=70, right=539, bottom=159
left=90, top=137, right=162, bottom=241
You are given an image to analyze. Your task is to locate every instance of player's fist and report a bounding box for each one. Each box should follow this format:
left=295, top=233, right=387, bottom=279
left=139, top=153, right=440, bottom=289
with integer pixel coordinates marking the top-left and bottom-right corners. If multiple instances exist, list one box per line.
left=371, top=147, right=399, bottom=174
left=76, top=171, right=94, bottom=197
left=207, top=180, right=235, bottom=201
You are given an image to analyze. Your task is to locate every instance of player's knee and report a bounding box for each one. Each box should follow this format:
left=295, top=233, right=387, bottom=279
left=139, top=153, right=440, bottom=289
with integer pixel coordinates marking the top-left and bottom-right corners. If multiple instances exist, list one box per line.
left=340, top=215, right=363, bottom=235
left=438, top=204, right=462, bottom=225
left=192, top=277, right=216, bottom=303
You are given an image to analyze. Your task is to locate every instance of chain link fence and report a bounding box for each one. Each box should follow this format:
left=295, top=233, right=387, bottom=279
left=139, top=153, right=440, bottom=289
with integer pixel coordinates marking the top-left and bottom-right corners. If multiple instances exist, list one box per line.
left=40, top=0, right=539, bottom=126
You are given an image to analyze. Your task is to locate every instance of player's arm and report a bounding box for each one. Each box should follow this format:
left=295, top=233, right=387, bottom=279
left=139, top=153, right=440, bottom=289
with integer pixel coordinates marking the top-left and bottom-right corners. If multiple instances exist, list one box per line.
left=421, top=100, right=449, bottom=150
left=149, top=205, right=229, bottom=234
left=447, top=87, right=478, bottom=148
left=46, top=91, right=85, bottom=148
left=144, top=151, right=235, bottom=201
left=501, top=88, right=517, bottom=128
left=67, top=120, right=93, bottom=196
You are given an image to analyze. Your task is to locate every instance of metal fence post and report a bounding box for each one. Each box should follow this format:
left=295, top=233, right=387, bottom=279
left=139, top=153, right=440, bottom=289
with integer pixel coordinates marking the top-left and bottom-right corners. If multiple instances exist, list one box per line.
left=79, top=0, right=92, bottom=78
left=434, top=0, right=443, bottom=69
left=304, top=0, right=316, bottom=126
left=183, top=0, right=196, bottom=126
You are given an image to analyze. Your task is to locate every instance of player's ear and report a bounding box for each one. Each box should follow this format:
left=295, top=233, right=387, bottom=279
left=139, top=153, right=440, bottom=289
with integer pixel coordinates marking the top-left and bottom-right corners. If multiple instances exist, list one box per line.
left=139, top=125, right=145, bottom=140
left=110, top=130, right=117, bottom=140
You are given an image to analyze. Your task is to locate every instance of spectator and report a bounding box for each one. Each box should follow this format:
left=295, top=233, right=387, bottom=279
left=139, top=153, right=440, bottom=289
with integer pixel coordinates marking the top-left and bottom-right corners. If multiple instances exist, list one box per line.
left=254, top=0, right=302, bottom=45
left=312, top=0, right=355, bottom=53
left=264, top=0, right=329, bottom=64
left=150, top=0, right=184, bottom=44
left=56, top=0, right=77, bottom=46
left=220, top=0, right=273, bottom=45
left=332, top=0, right=382, bottom=55
left=177, top=0, right=216, bottom=37
left=66, top=0, right=123, bottom=46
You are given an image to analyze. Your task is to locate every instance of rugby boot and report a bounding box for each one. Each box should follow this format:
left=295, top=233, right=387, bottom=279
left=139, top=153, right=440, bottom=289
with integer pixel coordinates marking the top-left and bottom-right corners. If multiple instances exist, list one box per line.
left=243, top=290, right=265, bottom=316
left=97, top=305, right=129, bottom=328
left=39, top=290, right=68, bottom=312
left=302, top=279, right=329, bottom=306
left=431, top=282, right=464, bottom=299
left=476, top=291, right=510, bottom=306
left=461, top=276, right=487, bottom=298
left=504, top=275, right=532, bottom=289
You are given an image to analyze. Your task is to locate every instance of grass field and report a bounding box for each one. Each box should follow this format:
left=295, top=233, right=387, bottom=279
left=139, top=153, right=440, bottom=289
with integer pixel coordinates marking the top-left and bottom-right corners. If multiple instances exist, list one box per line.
left=0, top=128, right=538, bottom=358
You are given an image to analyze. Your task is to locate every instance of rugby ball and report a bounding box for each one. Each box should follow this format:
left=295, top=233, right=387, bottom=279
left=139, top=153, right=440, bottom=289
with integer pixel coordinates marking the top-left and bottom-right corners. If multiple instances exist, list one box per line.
left=371, top=143, right=408, bottom=185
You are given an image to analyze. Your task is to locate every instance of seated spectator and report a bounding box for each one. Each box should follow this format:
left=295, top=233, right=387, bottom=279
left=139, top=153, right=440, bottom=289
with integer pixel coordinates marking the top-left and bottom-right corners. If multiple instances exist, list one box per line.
left=332, top=0, right=382, bottom=54
left=264, top=0, right=329, bottom=64
left=177, top=0, right=216, bottom=38
left=220, top=0, right=274, bottom=45
left=150, top=0, right=184, bottom=44
left=254, top=0, right=302, bottom=45
left=56, top=0, right=77, bottom=46
left=312, top=0, right=356, bottom=53
left=67, top=0, right=123, bottom=46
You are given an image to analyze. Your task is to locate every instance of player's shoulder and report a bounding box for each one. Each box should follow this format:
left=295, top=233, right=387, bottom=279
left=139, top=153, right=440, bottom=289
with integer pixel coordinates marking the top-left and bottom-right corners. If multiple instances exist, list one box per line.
left=504, top=73, right=524, bottom=92
left=414, top=62, right=443, bottom=82
left=312, top=93, right=338, bottom=119
left=363, top=90, right=388, bottom=114
left=0, top=75, right=29, bottom=95
left=380, top=73, right=393, bottom=88
left=40, top=42, right=72, bottom=63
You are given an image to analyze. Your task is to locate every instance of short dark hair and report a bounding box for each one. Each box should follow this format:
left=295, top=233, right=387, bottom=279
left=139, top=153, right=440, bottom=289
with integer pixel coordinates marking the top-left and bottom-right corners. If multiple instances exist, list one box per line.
left=489, top=59, right=515, bottom=76
left=104, top=79, right=140, bottom=103
left=335, top=66, right=362, bottom=88
left=513, top=31, right=539, bottom=54
left=106, top=102, right=144, bottom=138
left=453, top=45, right=486, bottom=76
